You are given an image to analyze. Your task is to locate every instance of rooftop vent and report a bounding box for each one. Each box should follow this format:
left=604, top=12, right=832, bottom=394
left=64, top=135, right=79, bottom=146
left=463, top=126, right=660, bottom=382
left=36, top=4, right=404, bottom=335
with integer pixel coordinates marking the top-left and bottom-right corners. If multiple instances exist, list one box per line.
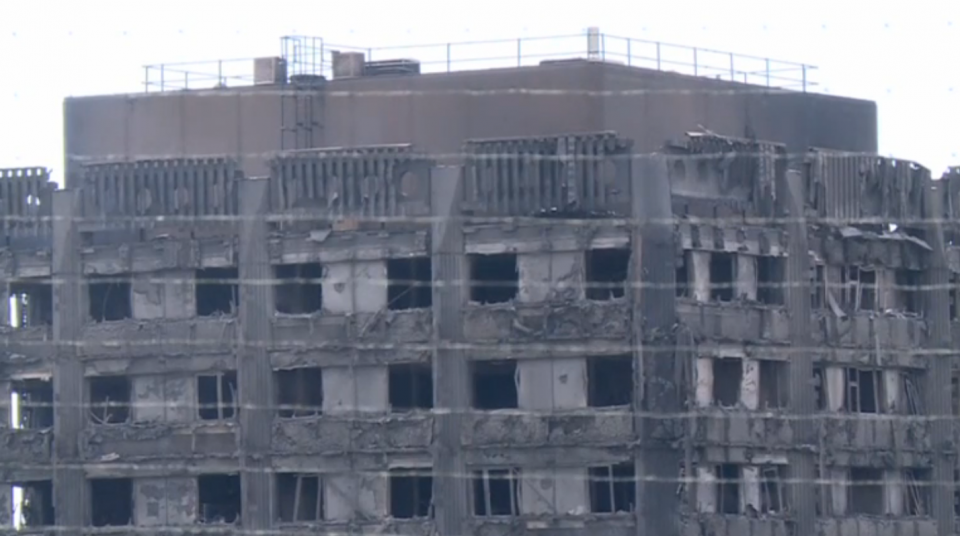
left=332, top=51, right=365, bottom=80
left=254, top=57, right=287, bottom=85
left=363, top=59, right=421, bottom=77
left=290, top=74, right=326, bottom=87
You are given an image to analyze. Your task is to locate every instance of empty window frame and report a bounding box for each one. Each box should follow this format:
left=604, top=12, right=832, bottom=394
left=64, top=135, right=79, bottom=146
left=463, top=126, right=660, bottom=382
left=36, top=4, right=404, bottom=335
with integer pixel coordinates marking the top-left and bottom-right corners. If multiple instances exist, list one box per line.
left=757, top=256, right=785, bottom=305
left=813, top=367, right=825, bottom=411
left=841, top=266, right=876, bottom=312
left=468, top=254, right=518, bottom=304
left=198, top=474, right=242, bottom=523
left=895, top=269, right=922, bottom=315
left=8, top=278, right=53, bottom=327
left=676, top=252, right=690, bottom=298
left=844, top=368, right=883, bottom=414
left=274, top=263, right=323, bottom=314
left=810, top=264, right=826, bottom=310
left=275, top=367, right=323, bottom=418
left=709, top=253, right=735, bottom=302
left=389, top=468, right=433, bottom=519
left=90, top=478, right=133, bottom=527
left=713, top=358, right=742, bottom=407
left=902, top=371, right=923, bottom=415
left=716, top=464, right=740, bottom=514
left=11, top=379, right=53, bottom=429
left=759, top=360, right=787, bottom=409
left=195, top=268, right=239, bottom=316
left=471, top=360, right=518, bottom=410
left=587, top=355, right=633, bottom=407
left=588, top=462, right=636, bottom=513
left=277, top=473, right=323, bottom=522
left=88, top=274, right=132, bottom=322
left=759, top=466, right=786, bottom=514
left=15, top=480, right=54, bottom=528
left=905, top=468, right=932, bottom=516
left=472, top=469, right=519, bottom=516
left=197, top=371, right=238, bottom=421
left=388, top=363, right=434, bottom=411
left=88, top=376, right=131, bottom=424
left=387, top=257, right=432, bottom=310
left=585, top=248, right=630, bottom=301
left=848, top=467, right=884, bottom=515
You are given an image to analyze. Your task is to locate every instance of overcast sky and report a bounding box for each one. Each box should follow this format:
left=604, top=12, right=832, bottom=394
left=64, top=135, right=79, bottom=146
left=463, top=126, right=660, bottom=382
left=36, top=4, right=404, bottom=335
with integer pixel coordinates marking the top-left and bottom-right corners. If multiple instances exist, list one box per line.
left=0, top=0, right=957, bottom=181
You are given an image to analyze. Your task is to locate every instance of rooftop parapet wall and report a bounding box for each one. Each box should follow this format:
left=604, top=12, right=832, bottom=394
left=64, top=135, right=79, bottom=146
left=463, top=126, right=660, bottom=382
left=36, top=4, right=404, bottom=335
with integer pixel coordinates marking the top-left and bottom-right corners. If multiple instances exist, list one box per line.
left=461, top=132, right=633, bottom=218
left=77, top=157, right=240, bottom=238
left=0, top=167, right=56, bottom=246
left=802, top=150, right=928, bottom=229
left=267, top=144, right=433, bottom=229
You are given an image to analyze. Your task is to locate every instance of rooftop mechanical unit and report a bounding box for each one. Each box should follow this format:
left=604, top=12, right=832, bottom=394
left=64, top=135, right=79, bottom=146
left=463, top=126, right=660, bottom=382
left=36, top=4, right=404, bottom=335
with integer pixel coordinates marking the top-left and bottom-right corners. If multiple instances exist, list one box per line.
left=363, top=59, right=421, bottom=77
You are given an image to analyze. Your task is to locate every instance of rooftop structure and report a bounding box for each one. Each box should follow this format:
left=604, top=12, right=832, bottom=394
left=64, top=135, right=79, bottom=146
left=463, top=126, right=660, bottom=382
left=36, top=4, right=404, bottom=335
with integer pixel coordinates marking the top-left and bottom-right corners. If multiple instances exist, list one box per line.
left=3, top=29, right=958, bottom=536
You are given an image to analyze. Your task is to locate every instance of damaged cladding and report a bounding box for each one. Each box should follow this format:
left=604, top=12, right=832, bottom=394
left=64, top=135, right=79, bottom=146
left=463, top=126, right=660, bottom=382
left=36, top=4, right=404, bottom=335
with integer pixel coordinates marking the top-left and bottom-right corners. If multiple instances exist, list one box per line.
left=0, top=39, right=957, bottom=536
left=2, top=132, right=957, bottom=536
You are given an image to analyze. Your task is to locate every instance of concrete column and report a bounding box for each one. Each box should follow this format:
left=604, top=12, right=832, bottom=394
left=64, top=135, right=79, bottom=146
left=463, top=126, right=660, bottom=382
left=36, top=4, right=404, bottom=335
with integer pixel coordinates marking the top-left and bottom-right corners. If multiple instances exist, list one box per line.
left=518, top=359, right=586, bottom=410
left=884, top=470, right=903, bottom=515
left=690, top=251, right=711, bottom=303
left=777, top=169, right=817, bottom=535
left=632, top=154, right=682, bottom=536
left=322, top=366, right=388, bottom=414
left=322, top=261, right=387, bottom=314
left=430, top=166, right=470, bottom=536
left=517, top=252, right=582, bottom=303
left=740, top=358, right=760, bottom=410
left=695, top=466, right=717, bottom=513
left=324, top=473, right=386, bottom=521
left=829, top=468, right=847, bottom=514
left=825, top=367, right=845, bottom=412
left=236, top=177, right=274, bottom=529
left=920, top=179, right=955, bottom=535
left=694, top=357, right=713, bottom=408
left=883, top=370, right=901, bottom=414
left=51, top=189, right=85, bottom=534
left=741, top=466, right=761, bottom=511
left=518, top=358, right=588, bottom=515
left=736, top=254, right=757, bottom=301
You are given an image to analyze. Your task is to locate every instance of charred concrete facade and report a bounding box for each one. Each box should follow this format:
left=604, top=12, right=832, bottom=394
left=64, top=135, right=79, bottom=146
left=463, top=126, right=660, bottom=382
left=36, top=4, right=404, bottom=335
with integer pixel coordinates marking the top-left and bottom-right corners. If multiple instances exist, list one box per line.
left=2, top=35, right=958, bottom=536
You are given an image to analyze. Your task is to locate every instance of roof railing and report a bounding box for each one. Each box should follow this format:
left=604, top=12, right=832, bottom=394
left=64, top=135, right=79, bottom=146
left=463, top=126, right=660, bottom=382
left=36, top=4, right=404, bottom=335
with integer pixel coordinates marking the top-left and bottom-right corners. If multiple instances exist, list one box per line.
left=143, top=30, right=816, bottom=93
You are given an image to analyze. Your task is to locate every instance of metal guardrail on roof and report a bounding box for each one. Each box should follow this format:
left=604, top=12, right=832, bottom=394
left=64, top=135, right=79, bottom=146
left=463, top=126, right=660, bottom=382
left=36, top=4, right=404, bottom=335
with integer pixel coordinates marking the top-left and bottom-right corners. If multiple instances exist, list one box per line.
left=143, top=30, right=817, bottom=93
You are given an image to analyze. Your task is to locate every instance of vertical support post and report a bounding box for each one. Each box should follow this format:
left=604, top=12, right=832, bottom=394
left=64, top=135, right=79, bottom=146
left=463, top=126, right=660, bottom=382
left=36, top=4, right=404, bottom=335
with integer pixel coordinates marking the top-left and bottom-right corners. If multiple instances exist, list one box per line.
left=431, top=165, right=469, bottom=536
left=802, top=65, right=808, bottom=93
left=920, top=178, right=956, bottom=536
left=729, top=53, right=735, bottom=81
left=237, top=177, right=274, bottom=529
left=627, top=39, right=632, bottom=66
left=517, top=38, right=522, bottom=67
left=52, top=189, right=85, bottom=534
left=656, top=42, right=661, bottom=70
left=446, top=43, right=452, bottom=72
left=632, top=152, right=681, bottom=536
left=777, top=168, right=817, bottom=536
left=693, top=48, right=698, bottom=76
left=766, top=58, right=771, bottom=87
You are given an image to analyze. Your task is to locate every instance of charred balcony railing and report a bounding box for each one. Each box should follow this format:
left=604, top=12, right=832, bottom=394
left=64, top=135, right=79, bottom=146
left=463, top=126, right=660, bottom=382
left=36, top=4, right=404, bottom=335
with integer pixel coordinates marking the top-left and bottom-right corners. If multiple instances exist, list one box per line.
left=666, top=133, right=787, bottom=220
left=803, top=150, right=928, bottom=229
left=0, top=168, right=56, bottom=246
left=78, top=158, right=240, bottom=237
left=461, top=132, right=633, bottom=218
left=268, top=145, right=433, bottom=230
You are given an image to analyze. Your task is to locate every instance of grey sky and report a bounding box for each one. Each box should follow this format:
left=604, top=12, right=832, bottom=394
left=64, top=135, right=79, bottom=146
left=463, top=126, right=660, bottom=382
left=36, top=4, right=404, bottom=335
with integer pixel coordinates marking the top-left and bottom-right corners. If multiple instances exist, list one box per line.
left=1, top=0, right=957, bottom=179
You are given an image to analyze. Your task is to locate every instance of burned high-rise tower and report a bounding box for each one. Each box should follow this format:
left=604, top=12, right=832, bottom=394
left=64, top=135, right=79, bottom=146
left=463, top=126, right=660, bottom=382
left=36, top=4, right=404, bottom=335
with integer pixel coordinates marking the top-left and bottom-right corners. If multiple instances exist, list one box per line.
left=0, top=29, right=955, bottom=536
